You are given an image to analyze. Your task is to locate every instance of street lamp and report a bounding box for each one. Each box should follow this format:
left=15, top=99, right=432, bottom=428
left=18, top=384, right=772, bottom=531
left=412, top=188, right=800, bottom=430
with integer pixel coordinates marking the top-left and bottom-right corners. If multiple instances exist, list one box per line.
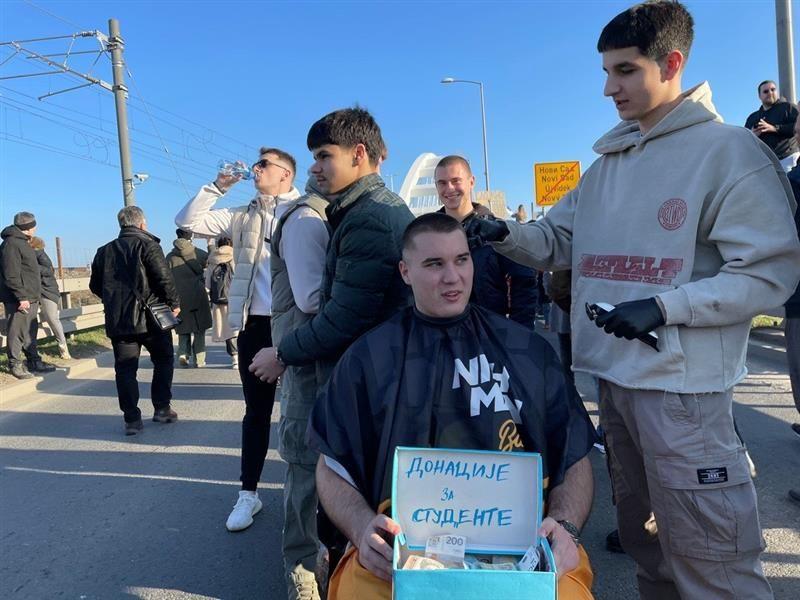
left=441, top=77, right=491, bottom=191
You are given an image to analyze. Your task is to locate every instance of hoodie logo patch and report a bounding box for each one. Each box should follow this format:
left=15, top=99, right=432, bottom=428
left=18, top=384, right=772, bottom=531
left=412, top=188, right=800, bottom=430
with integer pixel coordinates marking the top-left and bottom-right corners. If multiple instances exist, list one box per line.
left=658, top=198, right=687, bottom=231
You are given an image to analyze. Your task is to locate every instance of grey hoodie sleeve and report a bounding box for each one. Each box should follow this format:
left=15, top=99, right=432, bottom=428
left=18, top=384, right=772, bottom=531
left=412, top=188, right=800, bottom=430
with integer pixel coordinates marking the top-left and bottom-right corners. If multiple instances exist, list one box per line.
left=658, top=165, right=800, bottom=327
left=491, top=186, right=577, bottom=271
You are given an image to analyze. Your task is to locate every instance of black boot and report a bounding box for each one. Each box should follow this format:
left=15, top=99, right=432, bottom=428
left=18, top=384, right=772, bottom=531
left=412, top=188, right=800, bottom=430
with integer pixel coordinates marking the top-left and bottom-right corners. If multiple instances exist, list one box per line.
left=27, top=359, right=56, bottom=373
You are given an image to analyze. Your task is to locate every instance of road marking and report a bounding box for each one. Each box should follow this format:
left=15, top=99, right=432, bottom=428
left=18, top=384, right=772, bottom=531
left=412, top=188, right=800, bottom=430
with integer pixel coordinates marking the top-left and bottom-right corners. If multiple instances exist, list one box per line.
left=4, top=466, right=283, bottom=489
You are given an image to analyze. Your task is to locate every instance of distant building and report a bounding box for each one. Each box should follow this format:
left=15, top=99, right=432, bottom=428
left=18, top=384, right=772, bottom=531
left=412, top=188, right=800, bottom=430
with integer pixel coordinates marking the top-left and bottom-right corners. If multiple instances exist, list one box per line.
left=399, top=152, right=443, bottom=216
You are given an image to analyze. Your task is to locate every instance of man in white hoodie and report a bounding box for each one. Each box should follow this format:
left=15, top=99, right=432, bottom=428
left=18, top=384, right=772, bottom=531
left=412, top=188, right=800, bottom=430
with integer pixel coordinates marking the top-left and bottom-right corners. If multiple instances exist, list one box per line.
left=175, top=147, right=301, bottom=531
left=467, top=2, right=800, bottom=598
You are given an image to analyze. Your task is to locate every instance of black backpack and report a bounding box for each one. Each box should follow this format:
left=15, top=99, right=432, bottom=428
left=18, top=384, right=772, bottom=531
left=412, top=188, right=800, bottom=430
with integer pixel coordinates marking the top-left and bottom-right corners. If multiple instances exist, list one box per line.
left=209, top=262, right=232, bottom=305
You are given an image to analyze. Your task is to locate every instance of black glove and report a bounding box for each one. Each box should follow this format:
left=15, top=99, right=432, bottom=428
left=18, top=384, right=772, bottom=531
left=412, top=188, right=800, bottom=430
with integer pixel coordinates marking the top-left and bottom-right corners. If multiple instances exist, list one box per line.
left=594, top=298, right=665, bottom=340
left=463, top=215, right=510, bottom=247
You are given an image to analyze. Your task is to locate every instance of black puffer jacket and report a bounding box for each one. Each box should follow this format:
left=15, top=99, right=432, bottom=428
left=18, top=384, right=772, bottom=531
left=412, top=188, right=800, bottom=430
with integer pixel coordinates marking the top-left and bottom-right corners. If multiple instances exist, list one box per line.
left=0, top=225, right=41, bottom=303
left=90, top=226, right=179, bottom=337
left=279, top=173, right=414, bottom=375
left=785, top=164, right=800, bottom=317
left=35, top=249, right=60, bottom=303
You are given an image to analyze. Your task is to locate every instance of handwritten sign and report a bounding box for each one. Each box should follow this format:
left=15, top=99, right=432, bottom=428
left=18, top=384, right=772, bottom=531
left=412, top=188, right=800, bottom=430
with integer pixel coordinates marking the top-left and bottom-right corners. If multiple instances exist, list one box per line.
left=392, top=447, right=542, bottom=554
left=533, top=161, right=581, bottom=207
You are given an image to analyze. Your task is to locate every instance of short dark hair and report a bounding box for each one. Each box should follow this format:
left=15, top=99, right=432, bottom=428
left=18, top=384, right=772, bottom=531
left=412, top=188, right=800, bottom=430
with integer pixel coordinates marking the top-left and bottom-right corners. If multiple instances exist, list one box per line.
left=216, top=236, right=232, bottom=248
left=259, top=147, right=297, bottom=181
left=307, top=107, right=386, bottom=166
left=176, top=228, right=192, bottom=240
left=435, top=155, right=472, bottom=176
left=758, top=80, right=776, bottom=93
left=402, top=213, right=466, bottom=254
left=597, top=1, right=694, bottom=62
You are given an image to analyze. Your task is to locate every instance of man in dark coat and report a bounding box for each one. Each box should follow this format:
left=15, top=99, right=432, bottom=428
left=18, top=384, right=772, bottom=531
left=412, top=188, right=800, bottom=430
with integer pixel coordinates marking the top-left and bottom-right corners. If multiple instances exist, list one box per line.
left=745, top=80, right=799, bottom=170
left=90, top=206, right=181, bottom=435
left=0, top=211, right=55, bottom=379
left=166, top=229, right=212, bottom=368
left=434, top=155, right=538, bottom=327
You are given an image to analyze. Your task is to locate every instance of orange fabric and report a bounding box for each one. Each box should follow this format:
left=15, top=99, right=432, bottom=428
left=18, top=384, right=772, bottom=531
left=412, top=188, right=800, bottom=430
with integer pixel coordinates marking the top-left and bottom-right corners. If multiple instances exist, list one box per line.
left=329, top=543, right=594, bottom=600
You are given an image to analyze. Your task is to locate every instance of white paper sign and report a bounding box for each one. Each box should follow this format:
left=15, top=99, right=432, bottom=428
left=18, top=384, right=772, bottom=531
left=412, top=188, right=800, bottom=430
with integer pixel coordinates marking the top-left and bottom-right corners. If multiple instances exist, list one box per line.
left=393, top=448, right=542, bottom=554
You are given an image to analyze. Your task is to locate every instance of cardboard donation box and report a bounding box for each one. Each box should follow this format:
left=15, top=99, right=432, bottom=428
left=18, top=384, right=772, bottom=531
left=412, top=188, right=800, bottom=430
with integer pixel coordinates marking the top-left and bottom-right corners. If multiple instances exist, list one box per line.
left=391, top=447, right=556, bottom=600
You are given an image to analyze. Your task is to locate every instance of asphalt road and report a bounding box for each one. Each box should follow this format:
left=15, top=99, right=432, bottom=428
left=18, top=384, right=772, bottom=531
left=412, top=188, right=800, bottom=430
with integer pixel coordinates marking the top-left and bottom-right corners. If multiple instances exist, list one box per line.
left=1, top=328, right=798, bottom=599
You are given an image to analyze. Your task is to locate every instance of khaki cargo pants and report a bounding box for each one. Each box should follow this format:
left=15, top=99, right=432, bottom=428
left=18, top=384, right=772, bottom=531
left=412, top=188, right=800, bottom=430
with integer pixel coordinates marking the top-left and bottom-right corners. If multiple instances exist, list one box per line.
left=278, top=387, right=320, bottom=582
left=599, top=380, right=773, bottom=600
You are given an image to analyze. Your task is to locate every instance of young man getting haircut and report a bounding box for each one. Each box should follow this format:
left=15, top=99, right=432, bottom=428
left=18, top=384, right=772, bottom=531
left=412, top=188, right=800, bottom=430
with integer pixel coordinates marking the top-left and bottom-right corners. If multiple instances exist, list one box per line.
left=467, top=2, right=800, bottom=598
left=310, top=213, right=597, bottom=600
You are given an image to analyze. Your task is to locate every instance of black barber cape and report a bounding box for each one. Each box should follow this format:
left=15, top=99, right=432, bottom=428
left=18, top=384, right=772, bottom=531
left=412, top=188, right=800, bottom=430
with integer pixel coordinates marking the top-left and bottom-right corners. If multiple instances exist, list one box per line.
left=308, top=304, right=597, bottom=510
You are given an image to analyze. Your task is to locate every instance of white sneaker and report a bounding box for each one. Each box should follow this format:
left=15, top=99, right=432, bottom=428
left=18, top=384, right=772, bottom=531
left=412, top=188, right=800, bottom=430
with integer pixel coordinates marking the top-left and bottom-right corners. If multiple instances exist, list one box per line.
left=226, top=490, right=262, bottom=531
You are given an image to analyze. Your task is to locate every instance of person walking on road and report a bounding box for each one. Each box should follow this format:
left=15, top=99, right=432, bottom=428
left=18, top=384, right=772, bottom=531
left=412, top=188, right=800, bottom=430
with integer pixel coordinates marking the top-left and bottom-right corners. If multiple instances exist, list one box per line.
left=206, top=236, right=238, bottom=368
left=0, top=212, right=56, bottom=379
left=90, top=206, right=181, bottom=436
left=29, top=236, right=71, bottom=359
left=175, top=146, right=301, bottom=532
left=167, top=229, right=212, bottom=368
left=466, top=2, right=800, bottom=597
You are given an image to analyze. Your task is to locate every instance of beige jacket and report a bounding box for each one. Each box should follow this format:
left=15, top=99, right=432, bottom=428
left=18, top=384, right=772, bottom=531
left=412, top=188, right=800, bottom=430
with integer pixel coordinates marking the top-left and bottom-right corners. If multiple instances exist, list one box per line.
left=175, top=183, right=301, bottom=333
left=495, top=82, right=800, bottom=393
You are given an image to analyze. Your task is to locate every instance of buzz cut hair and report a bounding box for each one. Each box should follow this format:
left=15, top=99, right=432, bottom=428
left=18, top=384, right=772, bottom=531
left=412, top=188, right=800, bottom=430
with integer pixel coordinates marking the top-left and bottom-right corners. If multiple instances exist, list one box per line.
left=117, top=205, right=145, bottom=228
left=402, top=212, right=467, bottom=255
left=435, top=155, right=472, bottom=176
left=259, top=147, right=297, bottom=181
left=306, top=106, right=386, bottom=166
left=597, top=0, right=694, bottom=62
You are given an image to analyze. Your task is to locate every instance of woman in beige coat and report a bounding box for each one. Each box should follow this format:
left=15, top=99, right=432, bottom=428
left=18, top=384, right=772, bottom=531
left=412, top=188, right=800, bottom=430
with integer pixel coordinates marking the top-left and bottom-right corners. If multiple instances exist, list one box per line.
left=206, top=236, right=237, bottom=367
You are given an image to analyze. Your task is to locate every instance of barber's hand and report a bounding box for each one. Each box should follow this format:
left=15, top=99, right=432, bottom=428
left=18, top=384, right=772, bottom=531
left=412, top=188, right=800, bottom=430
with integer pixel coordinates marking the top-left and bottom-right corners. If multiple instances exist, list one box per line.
left=594, top=298, right=665, bottom=339
left=463, top=216, right=510, bottom=246
left=356, top=514, right=401, bottom=582
left=248, top=347, right=285, bottom=383
left=18, top=300, right=30, bottom=313
left=538, top=517, right=579, bottom=579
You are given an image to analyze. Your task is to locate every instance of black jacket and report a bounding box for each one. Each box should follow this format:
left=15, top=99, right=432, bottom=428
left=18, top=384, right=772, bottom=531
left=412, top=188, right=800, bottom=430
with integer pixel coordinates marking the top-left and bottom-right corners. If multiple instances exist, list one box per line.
left=785, top=163, right=800, bottom=317
left=0, top=225, right=41, bottom=304
left=744, top=101, right=799, bottom=160
left=90, top=226, right=179, bottom=337
left=35, top=249, right=60, bottom=303
left=448, top=204, right=538, bottom=326
left=279, top=173, right=414, bottom=374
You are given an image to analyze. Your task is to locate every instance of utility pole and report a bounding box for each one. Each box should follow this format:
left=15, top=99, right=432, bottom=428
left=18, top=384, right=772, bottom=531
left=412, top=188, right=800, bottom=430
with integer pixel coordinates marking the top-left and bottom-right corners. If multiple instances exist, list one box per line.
left=0, top=21, right=136, bottom=207
left=776, top=0, right=797, bottom=104
left=107, top=19, right=135, bottom=206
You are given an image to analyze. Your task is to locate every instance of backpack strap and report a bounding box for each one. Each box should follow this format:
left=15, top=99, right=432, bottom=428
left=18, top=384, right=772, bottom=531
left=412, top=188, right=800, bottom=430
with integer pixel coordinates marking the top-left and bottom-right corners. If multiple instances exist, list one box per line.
left=272, top=194, right=330, bottom=260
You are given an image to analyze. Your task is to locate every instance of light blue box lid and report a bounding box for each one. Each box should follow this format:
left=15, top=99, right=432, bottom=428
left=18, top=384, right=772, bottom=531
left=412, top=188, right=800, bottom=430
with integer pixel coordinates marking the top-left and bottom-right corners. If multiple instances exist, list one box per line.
left=391, top=447, right=544, bottom=555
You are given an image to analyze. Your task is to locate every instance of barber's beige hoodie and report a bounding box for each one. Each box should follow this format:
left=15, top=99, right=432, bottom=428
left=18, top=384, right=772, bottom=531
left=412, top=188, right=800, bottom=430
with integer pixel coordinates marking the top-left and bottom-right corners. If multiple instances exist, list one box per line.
left=496, top=82, right=800, bottom=393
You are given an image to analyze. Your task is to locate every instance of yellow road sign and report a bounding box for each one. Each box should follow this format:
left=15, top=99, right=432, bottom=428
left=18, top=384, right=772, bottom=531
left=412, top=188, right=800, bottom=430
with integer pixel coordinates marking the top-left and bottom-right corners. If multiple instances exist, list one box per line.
left=534, top=161, right=581, bottom=206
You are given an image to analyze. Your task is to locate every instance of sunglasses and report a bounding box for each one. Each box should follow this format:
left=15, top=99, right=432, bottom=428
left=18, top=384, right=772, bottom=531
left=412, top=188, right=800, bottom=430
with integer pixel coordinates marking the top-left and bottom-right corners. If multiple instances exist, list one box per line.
left=252, top=158, right=291, bottom=172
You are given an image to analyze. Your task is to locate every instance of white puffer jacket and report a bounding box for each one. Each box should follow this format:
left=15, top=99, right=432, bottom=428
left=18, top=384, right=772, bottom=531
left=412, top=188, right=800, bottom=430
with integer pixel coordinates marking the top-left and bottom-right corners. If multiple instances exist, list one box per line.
left=175, top=183, right=301, bottom=333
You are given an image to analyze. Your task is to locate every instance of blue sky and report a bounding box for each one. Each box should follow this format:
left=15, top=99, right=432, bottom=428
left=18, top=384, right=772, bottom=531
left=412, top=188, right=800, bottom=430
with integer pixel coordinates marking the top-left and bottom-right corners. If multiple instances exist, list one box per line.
left=1, top=0, right=797, bottom=266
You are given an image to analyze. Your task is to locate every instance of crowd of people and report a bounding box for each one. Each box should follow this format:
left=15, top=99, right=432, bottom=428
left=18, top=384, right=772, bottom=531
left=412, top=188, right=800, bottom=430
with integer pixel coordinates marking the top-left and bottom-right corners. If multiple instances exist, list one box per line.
left=3, top=1, right=800, bottom=599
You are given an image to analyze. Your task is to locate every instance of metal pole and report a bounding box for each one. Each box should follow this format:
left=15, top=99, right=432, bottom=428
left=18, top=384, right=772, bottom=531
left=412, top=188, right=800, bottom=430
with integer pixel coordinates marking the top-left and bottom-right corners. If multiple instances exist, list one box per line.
left=478, top=82, right=490, bottom=192
left=776, top=0, right=797, bottom=105
left=55, top=237, right=64, bottom=279
left=108, top=18, right=135, bottom=206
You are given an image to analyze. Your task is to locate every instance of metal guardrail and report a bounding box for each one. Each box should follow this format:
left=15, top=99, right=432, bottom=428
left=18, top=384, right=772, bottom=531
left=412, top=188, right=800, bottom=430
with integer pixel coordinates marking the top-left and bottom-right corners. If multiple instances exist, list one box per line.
left=0, top=277, right=104, bottom=348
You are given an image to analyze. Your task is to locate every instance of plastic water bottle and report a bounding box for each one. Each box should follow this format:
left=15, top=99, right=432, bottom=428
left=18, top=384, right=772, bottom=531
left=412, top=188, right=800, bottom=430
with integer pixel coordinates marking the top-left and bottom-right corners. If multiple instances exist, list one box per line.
left=217, top=160, right=252, bottom=180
